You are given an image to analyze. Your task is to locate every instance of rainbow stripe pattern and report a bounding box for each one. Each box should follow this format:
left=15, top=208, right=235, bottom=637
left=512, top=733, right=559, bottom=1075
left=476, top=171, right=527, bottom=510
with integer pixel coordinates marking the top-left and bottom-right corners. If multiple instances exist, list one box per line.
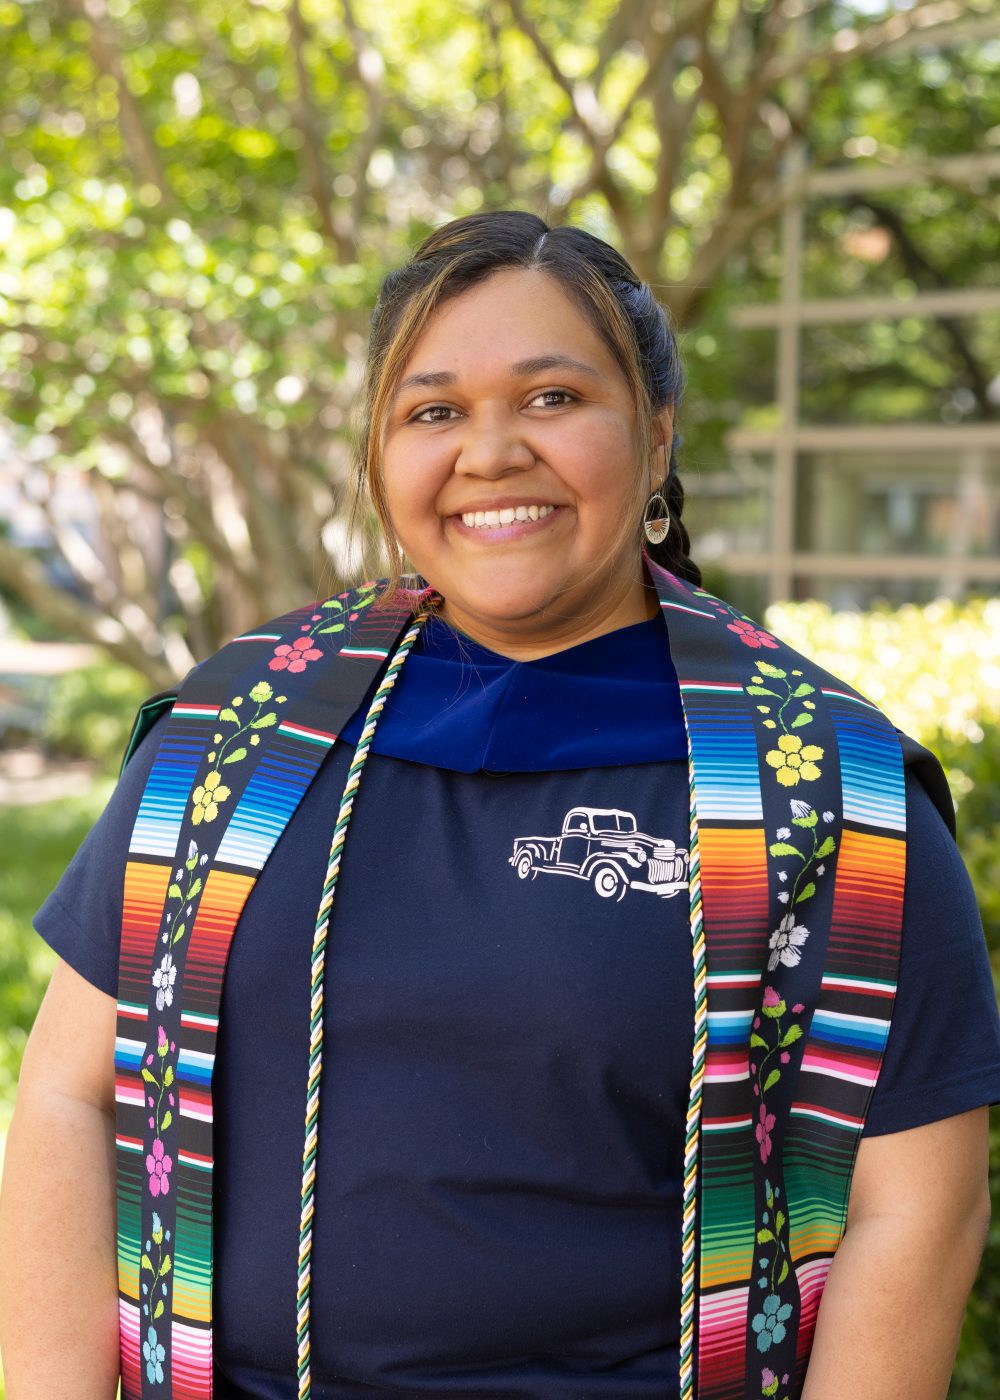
left=116, top=568, right=912, bottom=1400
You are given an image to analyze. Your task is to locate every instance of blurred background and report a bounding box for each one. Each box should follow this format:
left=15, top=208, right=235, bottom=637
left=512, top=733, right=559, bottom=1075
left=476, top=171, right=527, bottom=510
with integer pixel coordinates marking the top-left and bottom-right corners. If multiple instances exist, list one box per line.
left=1, top=0, right=998, bottom=1393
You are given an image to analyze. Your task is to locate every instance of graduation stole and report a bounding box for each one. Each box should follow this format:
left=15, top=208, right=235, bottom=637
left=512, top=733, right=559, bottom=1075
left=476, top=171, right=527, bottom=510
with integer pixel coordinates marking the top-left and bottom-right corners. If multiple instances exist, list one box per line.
left=115, top=560, right=910, bottom=1400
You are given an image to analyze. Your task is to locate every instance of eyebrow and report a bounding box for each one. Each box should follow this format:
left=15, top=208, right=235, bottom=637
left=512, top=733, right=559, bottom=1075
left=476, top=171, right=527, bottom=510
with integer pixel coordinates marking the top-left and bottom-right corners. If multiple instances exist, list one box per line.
left=393, top=354, right=602, bottom=399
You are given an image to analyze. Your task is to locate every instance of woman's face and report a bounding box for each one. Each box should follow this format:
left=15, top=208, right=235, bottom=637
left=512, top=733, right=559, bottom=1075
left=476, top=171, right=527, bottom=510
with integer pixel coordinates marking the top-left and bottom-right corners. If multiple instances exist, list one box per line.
left=381, top=267, right=671, bottom=657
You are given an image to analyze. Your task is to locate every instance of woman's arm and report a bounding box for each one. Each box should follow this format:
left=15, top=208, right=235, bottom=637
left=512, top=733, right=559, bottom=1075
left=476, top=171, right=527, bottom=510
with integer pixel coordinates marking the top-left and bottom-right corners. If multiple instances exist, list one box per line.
left=801, top=1107, right=992, bottom=1400
left=0, top=957, right=120, bottom=1399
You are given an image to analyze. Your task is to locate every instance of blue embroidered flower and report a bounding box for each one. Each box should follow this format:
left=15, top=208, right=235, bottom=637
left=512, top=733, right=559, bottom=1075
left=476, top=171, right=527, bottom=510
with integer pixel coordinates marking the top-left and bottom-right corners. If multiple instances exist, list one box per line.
left=752, top=1294, right=793, bottom=1352
left=143, top=1324, right=165, bottom=1383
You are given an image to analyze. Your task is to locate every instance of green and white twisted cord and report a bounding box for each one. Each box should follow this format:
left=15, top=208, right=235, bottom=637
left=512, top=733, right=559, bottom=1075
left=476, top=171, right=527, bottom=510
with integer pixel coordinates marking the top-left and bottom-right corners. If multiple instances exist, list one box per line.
left=680, top=755, right=707, bottom=1400
left=296, top=615, right=427, bottom=1400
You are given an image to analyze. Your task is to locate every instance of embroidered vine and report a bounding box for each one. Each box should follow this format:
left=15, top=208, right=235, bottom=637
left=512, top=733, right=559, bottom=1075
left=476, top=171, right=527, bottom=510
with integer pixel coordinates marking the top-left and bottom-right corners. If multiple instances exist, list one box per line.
left=205, top=679, right=288, bottom=772
left=751, top=988, right=804, bottom=1155
left=752, top=1178, right=793, bottom=1356
left=142, top=1025, right=177, bottom=1193
left=141, top=1209, right=173, bottom=1327
left=747, top=662, right=825, bottom=787
left=161, top=839, right=209, bottom=949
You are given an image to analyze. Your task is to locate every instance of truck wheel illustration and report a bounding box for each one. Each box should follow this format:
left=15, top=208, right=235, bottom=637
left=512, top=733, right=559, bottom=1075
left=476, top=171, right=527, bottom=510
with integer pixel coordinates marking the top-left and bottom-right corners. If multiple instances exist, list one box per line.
left=591, top=862, right=626, bottom=901
left=515, top=851, right=534, bottom=880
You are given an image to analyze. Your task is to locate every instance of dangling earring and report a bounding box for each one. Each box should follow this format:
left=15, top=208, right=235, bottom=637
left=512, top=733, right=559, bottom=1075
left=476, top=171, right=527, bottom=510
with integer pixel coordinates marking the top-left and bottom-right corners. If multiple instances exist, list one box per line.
left=643, top=485, right=671, bottom=545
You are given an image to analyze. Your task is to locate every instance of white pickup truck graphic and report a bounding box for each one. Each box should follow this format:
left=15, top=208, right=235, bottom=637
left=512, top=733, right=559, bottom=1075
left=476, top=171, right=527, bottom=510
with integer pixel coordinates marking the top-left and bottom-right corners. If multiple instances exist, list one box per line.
left=509, top=807, right=689, bottom=902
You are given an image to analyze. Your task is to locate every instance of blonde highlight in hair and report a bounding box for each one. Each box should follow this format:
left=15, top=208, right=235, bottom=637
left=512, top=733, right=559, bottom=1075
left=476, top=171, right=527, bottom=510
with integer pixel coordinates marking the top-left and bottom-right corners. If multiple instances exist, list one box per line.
left=348, top=211, right=698, bottom=606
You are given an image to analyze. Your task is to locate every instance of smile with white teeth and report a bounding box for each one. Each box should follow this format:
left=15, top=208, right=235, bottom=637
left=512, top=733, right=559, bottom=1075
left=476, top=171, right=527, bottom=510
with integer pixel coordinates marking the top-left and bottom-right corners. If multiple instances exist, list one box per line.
left=460, top=504, right=557, bottom=529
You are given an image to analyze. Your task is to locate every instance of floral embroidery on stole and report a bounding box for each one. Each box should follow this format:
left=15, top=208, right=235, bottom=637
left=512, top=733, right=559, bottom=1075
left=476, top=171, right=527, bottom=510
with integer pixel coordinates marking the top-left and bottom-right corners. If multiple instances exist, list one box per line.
left=114, top=565, right=907, bottom=1400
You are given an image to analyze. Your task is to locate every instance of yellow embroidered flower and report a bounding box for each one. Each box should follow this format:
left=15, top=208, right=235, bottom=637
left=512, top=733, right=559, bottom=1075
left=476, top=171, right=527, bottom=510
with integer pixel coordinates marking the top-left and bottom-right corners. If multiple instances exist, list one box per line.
left=765, top=734, right=823, bottom=786
left=191, top=769, right=232, bottom=824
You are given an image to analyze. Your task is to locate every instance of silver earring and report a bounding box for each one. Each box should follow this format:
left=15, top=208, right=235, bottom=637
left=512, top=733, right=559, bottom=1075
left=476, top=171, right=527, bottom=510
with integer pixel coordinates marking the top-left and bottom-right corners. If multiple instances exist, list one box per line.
left=643, top=486, right=671, bottom=545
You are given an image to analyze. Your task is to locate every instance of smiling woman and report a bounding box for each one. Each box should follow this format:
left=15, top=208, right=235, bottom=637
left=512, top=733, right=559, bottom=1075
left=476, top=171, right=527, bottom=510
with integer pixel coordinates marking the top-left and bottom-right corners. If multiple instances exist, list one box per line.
left=2, top=211, right=998, bottom=1400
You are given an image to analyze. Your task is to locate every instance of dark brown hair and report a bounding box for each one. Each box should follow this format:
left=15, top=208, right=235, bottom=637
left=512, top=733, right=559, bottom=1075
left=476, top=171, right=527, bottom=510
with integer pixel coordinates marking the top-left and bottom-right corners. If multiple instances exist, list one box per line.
left=351, top=209, right=700, bottom=591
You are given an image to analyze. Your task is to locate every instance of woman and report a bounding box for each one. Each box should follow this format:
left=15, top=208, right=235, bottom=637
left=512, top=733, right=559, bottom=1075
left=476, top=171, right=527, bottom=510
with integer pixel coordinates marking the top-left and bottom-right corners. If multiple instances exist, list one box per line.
left=1, top=211, right=998, bottom=1400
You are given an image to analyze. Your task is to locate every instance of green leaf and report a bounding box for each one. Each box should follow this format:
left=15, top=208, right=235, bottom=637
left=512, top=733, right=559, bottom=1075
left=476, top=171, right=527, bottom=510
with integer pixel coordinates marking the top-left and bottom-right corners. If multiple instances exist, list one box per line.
left=318, top=623, right=344, bottom=633
left=778, top=1260, right=789, bottom=1285
left=250, top=712, right=278, bottom=729
left=160, top=1110, right=172, bottom=1132
left=141, top=1068, right=157, bottom=1085
left=161, top=1255, right=172, bottom=1276
left=780, top=1025, right=803, bottom=1047
left=816, top=836, right=836, bottom=858
left=769, top=841, right=800, bottom=857
left=223, top=746, right=248, bottom=764
left=792, top=683, right=815, bottom=697
left=164, top=1064, right=174, bottom=1087
left=167, top=883, right=182, bottom=900
left=795, top=881, right=816, bottom=904
left=763, top=1069, right=781, bottom=1093
left=762, top=999, right=786, bottom=1020
left=756, top=1227, right=775, bottom=1244
left=756, top=662, right=787, bottom=679
left=321, top=598, right=343, bottom=611
left=141, top=1253, right=153, bottom=1273
left=153, top=1300, right=164, bottom=1321
left=775, top=1210, right=786, bottom=1234
left=188, top=877, right=203, bottom=900
left=750, top=1032, right=768, bottom=1049
left=171, top=921, right=187, bottom=945
left=791, top=711, right=813, bottom=728
left=745, top=685, right=778, bottom=697
left=218, top=707, right=240, bottom=725
left=792, top=809, right=818, bottom=828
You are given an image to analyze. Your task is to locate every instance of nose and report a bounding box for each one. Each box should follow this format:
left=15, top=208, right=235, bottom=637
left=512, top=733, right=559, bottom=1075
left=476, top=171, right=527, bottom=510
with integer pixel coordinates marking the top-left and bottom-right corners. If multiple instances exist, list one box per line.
left=454, top=410, right=536, bottom=479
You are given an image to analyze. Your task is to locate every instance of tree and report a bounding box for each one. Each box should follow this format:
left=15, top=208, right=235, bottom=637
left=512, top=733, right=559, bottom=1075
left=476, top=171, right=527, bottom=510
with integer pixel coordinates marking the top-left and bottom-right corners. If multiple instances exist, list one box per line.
left=1, top=0, right=997, bottom=681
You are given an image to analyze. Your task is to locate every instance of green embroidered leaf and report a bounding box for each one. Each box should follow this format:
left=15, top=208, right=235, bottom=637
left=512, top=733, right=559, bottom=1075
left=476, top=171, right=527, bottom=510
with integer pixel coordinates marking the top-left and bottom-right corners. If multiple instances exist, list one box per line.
left=141, top=1253, right=153, bottom=1273
left=152, top=1223, right=163, bottom=1244
left=167, top=883, right=183, bottom=900
left=153, top=1301, right=164, bottom=1321
left=750, top=1033, right=768, bottom=1049
left=250, top=712, right=278, bottom=729
left=763, top=1069, right=781, bottom=1093
left=185, top=854, right=198, bottom=872
left=755, top=662, right=787, bottom=679
left=164, top=1065, right=174, bottom=1087
left=218, top=707, right=240, bottom=725
left=745, top=685, right=778, bottom=697
left=816, top=836, right=836, bottom=858
left=780, top=1025, right=803, bottom=1048
left=775, top=1210, right=786, bottom=1234
left=756, top=1228, right=775, bottom=1244
left=762, top=999, right=786, bottom=1020
left=321, top=598, right=344, bottom=611
left=141, top=1068, right=157, bottom=1085
left=188, top=878, right=203, bottom=901
left=160, top=1110, right=173, bottom=1133
left=795, top=881, right=817, bottom=904
left=161, top=1255, right=172, bottom=1276
left=778, top=1260, right=789, bottom=1285
left=769, top=842, right=800, bottom=857
left=791, top=712, right=813, bottom=728
left=171, top=921, right=187, bottom=946
left=792, top=810, right=818, bottom=829
left=223, top=747, right=248, bottom=764
left=318, top=623, right=345, bottom=634
left=766, top=1182, right=775, bottom=1209
left=792, top=683, right=815, bottom=698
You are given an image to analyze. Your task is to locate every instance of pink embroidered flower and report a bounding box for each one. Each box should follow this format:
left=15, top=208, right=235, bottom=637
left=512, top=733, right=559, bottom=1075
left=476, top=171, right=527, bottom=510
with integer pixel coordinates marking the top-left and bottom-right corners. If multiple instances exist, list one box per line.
left=727, top=618, right=778, bottom=650
left=269, top=635, right=323, bottom=674
left=756, top=1103, right=776, bottom=1162
left=146, top=1138, right=173, bottom=1197
left=792, top=1002, right=805, bottom=1014
left=780, top=1051, right=791, bottom=1064
left=762, top=986, right=782, bottom=1009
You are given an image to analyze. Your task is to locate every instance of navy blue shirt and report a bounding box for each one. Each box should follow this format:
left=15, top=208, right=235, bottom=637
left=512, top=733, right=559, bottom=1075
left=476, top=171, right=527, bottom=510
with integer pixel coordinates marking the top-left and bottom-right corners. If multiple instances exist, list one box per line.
left=34, top=614, right=1000, bottom=1399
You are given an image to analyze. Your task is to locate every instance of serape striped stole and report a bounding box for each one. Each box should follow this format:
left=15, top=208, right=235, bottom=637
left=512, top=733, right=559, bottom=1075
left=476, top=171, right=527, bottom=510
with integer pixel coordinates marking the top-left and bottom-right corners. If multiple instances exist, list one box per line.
left=115, top=564, right=909, bottom=1400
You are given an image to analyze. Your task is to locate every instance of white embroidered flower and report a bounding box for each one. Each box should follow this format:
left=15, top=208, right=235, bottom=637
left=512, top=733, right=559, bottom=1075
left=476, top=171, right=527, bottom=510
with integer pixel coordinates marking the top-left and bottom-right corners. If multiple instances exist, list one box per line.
left=778, top=871, right=788, bottom=882
left=817, top=863, right=826, bottom=875
left=778, top=892, right=789, bottom=903
left=175, top=867, right=183, bottom=880
left=790, top=800, right=811, bottom=819
left=768, top=914, right=809, bottom=971
left=200, top=854, right=209, bottom=865
left=776, top=826, right=791, bottom=841
left=823, top=810, right=835, bottom=823
left=188, top=839, right=198, bottom=863
left=152, top=953, right=177, bottom=1010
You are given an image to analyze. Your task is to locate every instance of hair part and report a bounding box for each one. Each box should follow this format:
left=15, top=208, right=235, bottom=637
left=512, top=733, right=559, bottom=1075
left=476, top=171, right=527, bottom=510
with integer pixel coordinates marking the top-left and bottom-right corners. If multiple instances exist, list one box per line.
left=349, top=210, right=700, bottom=601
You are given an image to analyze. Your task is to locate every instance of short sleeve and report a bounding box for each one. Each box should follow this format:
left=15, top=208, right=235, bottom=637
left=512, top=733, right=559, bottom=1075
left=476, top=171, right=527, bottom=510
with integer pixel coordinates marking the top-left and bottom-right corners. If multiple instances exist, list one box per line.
left=863, top=767, right=1000, bottom=1135
left=32, top=710, right=171, bottom=998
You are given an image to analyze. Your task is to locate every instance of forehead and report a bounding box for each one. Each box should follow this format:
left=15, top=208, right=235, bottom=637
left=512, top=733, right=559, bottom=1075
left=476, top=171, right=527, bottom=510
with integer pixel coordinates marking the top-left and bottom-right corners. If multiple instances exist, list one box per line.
left=398, top=267, right=615, bottom=376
